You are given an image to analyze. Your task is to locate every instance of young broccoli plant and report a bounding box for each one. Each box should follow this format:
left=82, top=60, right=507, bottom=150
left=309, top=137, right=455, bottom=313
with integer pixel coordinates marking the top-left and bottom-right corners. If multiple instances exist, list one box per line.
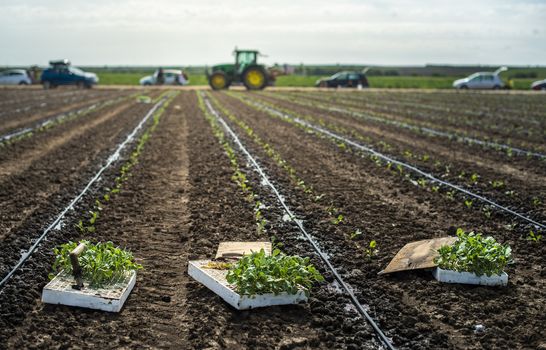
left=50, top=240, right=143, bottom=288
left=527, top=230, right=542, bottom=243
left=226, top=249, right=324, bottom=297
left=434, top=228, right=512, bottom=277
left=365, top=240, right=378, bottom=259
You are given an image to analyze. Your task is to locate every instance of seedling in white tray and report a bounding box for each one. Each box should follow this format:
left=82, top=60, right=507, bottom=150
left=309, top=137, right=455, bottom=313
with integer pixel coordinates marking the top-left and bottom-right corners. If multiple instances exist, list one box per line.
left=433, top=228, right=512, bottom=286
left=188, top=247, right=323, bottom=310
left=42, top=241, right=142, bottom=312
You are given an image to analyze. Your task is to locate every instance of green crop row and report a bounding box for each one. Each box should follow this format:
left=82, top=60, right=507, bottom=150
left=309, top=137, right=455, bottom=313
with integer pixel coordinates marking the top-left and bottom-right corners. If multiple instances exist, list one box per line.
left=197, top=92, right=266, bottom=234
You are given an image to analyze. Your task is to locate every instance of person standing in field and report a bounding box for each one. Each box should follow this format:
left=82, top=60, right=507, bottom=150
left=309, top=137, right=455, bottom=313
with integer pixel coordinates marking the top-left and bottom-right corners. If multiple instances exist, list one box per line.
left=156, top=68, right=165, bottom=85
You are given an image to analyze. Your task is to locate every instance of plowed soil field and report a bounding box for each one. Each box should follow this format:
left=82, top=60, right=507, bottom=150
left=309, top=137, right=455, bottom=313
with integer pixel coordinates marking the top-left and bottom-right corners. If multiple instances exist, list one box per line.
left=0, top=88, right=544, bottom=350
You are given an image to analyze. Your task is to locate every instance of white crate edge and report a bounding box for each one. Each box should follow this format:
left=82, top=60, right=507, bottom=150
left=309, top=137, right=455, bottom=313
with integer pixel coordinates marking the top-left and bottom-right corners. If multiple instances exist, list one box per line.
left=42, top=270, right=137, bottom=312
left=432, top=267, right=508, bottom=286
left=188, top=260, right=308, bottom=310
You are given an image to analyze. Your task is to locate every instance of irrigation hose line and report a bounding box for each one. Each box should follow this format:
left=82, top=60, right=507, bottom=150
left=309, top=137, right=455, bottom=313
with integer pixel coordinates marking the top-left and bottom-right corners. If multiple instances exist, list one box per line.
left=0, top=94, right=174, bottom=291
left=247, top=99, right=546, bottom=231
left=203, top=94, right=396, bottom=350
left=327, top=106, right=546, bottom=161
left=277, top=91, right=546, bottom=160
left=0, top=92, right=137, bottom=144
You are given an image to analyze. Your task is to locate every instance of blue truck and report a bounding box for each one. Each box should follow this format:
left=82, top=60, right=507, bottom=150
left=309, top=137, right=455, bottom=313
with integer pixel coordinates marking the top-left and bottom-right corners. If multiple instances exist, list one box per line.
left=41, top=60, right=98, bottom=89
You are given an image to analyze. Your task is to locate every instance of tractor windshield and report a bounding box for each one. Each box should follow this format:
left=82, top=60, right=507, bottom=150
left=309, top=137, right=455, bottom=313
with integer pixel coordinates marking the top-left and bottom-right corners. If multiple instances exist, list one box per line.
left=237, top=52, right=257, bottom=66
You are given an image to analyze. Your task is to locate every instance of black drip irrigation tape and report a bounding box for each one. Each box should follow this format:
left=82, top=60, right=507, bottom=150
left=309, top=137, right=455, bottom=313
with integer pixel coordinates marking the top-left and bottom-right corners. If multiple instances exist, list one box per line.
left=203, top=94, right=396, bottom=350
left=0, top=93, right=135, bottom=144
left=248, top=99, right=546, bottom=231
left=270, top=93, right=546, bottom=161
left=327, top=106, right=546, bottom=160
left=0, top=94, right=172, bottom=291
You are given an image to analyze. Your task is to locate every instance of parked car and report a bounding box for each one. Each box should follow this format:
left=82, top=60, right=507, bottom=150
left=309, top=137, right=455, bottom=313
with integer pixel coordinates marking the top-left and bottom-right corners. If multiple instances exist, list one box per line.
left=315, top=71, right=369, bottom=88
left=140, top=69, right=189, bottom=86
left=40, top=60, right=98, bottom=89
left=0, top=69, right=32, bottom=85
left=531, top=79, right=546, bottom=91
left=453, top=67, right=507, bottom=90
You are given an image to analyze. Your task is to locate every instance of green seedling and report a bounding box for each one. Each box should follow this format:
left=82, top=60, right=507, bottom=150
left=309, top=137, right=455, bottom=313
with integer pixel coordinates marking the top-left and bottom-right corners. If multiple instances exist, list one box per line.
left=527, top=230, right=542, bottom=243
left=431, top=185, right=440, bottom=192
left=469, top=173, right=479, bottom=184
left=435, top=228, right=512, bottom=277
left=314, top=194, right=325, bottom=202
left=490, top=180, right=505, bottom=189
left=331, top=214, right=344, bottom=225
left=365, top=240, right=378, bottom=259
left=50, top=240, right=143, bottom=287
left=75, top=220, right=85, bottom=233
left=350, top=229, right=363, bottom=240
left=226, top=249, right=324, bottom=297
left=464, top=199, right=473, bottom=209
left=532, top=197, right=542, bottom=206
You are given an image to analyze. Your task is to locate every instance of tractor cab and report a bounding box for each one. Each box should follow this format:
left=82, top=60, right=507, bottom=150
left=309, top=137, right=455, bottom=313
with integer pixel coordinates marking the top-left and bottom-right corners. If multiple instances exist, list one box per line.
left=207, top=49, right=271, bottom=90
left=234, top=50, right=258, bottom=74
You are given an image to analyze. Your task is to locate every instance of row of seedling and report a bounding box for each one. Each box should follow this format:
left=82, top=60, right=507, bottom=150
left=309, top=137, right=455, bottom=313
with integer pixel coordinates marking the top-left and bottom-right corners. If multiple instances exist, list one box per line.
left=294, top=91, right=543, bottom=144
left=217, top=93, right=517, bottom=289
left=275, top=91, right=545, bottom=161
left=42, top=93, right=178, bottom=312
left=197, top=92, right=266, bottom=234
left=239, top=93, right=543, bottom=229
left=0, top=93, right=138, bottom=148
left=195, top=93, right=324, bottom=308
left=214, top=92, right=378, bottom=259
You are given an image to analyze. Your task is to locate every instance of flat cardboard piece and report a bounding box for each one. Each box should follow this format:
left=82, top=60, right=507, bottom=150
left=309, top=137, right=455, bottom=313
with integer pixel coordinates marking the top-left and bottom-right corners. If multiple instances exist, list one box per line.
left=378, top=236, right=457, bottom=275
left=215, top=242, right=272, bottom=259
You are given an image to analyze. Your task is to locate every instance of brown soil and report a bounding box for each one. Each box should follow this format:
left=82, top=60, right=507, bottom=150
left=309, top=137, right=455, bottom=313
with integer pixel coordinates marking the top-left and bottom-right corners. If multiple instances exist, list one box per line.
left=0, top=88, right=543, bottom=350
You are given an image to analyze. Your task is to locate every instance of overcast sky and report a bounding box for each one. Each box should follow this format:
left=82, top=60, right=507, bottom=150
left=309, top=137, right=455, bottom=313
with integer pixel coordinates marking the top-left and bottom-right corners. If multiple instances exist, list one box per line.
left=1, top=0, right=545, bottom=66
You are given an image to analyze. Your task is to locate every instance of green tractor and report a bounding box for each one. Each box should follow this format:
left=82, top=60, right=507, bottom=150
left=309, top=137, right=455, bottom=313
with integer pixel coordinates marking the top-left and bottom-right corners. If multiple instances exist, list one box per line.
left=207, top=49, right=273, bottom=90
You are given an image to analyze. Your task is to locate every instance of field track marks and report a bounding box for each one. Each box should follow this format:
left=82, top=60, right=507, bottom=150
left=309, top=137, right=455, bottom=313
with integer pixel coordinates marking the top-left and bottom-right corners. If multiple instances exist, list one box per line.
left=0, top=100, right=134, bottom=178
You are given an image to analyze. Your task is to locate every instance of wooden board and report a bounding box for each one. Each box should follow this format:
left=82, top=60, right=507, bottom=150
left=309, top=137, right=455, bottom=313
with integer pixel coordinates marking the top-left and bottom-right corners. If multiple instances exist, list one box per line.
left=378, top=236, right=457, bottom=275
left=215, top=242, right=272, bottom=259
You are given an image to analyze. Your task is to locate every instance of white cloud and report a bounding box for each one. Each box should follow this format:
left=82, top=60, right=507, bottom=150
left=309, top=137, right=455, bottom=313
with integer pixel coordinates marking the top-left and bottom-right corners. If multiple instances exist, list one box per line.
left=0, top=0, right=544, bottom=65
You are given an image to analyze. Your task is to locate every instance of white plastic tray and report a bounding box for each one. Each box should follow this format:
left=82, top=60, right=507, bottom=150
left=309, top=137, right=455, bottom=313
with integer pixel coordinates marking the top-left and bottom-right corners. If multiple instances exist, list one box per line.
left=432, top=267, right=508, bottom=286
left=188, top=260, right=307, bottom=310
left=42, top=270, right=136, bottom=312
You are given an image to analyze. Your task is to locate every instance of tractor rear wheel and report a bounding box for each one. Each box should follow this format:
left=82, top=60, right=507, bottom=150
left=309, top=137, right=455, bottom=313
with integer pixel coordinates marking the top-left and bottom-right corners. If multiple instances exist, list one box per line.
left=209, top=71, right=229, bottom=90
left=242, top=67, right=268, bottom=90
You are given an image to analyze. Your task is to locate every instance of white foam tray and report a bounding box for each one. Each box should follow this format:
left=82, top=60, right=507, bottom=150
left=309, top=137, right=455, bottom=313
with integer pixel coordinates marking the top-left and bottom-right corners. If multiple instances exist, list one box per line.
left=432, top=267, right=508, bottom=286
left=42, top=270, right=136, bottom=312
left=188, top=260, right=308, bottom=310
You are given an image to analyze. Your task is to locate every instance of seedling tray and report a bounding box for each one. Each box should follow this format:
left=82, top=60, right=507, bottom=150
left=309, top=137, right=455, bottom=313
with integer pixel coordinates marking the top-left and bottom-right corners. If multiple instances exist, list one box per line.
left=432, top=267, right=508, bottom=286
left=188, top=260, right=308, bottom=310
left=42, top=270, right=136, bottom=312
